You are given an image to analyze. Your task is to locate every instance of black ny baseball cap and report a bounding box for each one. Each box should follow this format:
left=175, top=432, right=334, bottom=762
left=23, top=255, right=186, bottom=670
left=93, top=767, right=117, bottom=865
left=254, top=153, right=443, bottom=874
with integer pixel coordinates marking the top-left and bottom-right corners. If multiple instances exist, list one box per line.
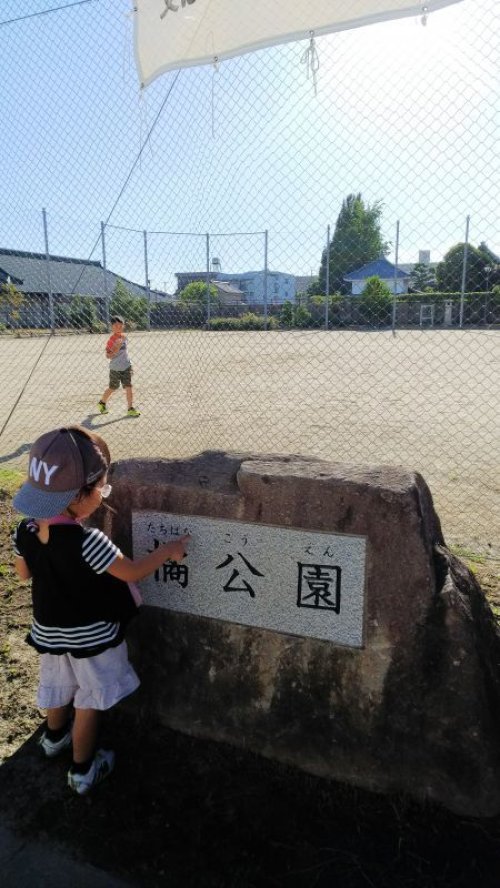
left=13, top=427, right=108, bottom=518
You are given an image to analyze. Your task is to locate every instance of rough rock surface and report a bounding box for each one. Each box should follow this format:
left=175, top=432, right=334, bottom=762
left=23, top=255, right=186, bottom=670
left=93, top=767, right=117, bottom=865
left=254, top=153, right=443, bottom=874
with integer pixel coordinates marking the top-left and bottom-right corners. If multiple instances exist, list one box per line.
left=105, top=452, right=500, bottom=816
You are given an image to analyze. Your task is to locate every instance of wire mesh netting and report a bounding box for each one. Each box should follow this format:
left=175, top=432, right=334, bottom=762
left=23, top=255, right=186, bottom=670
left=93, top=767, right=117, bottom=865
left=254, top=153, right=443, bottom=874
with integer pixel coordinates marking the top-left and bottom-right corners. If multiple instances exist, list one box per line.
left=0, top=0, right=499, bottom=553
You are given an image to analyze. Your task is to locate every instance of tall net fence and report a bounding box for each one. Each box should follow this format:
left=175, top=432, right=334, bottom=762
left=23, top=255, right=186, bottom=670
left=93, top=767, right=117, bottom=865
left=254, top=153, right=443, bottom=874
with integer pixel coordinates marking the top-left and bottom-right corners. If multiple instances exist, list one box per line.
left=0, top=0, right=499, bottom=554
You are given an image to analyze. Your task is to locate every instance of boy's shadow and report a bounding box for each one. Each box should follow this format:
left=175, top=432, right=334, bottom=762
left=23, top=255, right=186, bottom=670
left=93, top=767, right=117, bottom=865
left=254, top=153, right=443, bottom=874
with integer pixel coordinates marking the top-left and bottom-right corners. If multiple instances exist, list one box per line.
left=81, top=413, right=131, bottom=430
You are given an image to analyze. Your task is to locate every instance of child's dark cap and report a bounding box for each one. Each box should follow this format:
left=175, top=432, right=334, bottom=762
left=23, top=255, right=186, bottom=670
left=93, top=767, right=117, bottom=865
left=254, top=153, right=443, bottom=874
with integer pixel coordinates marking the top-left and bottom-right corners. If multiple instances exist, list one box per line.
left=110, top=315, right=124, bottom=324
left=13, top=427, right=108, bottom=519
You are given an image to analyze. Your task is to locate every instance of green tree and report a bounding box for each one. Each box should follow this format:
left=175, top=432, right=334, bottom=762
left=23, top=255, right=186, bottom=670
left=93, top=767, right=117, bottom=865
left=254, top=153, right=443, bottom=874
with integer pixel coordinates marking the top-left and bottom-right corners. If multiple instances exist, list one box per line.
left=409, top=262, right=435, bottom=292
left=279, top=300, right=294, bottom=327
left=110, top=279, right=148, bottom=329
left=69, top=295, right=99, bottom=331
left=294, top=305, right=313, bottom=328
left=178, top=281, right=219, bottom=306
left=359, top=276, right=393, bottom=326
left=0, top=281, right=24, bottom=328
left=319, top=194, right=389, bottom=295
left=435, top=244, right=491, bottom=292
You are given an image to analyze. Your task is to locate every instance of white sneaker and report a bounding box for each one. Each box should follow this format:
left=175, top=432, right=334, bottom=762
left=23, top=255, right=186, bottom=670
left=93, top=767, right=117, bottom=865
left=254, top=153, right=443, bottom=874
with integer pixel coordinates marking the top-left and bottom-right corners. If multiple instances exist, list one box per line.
left=38, top=728, right=72, bottom=758
left=68, top=749, right=115, bottom=795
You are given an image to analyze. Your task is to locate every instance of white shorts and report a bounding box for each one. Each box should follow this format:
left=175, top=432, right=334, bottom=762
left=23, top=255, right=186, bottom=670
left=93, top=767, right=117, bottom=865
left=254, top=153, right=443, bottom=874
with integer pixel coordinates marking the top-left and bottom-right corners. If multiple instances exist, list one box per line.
left=37, top=641, right=140, bottom=711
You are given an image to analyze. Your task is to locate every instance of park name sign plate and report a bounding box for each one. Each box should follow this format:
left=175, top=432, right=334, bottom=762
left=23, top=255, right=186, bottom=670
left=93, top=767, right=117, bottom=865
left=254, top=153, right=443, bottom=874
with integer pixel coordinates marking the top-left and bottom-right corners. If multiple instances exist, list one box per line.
left=132, top=512, right=367, bottom=647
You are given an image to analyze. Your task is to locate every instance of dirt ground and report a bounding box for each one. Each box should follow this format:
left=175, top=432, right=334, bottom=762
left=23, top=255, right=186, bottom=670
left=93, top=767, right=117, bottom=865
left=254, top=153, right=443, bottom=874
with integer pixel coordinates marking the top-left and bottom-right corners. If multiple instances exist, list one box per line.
left=2, top=473, right=500, bottom=886
left=1, top=328, right=499, bottom=555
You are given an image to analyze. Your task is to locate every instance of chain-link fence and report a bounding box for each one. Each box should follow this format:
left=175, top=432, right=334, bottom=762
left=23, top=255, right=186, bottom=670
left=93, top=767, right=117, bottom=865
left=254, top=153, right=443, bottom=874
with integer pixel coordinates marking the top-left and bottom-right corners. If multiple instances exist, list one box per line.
left=0, top=0, right=499, bottom=554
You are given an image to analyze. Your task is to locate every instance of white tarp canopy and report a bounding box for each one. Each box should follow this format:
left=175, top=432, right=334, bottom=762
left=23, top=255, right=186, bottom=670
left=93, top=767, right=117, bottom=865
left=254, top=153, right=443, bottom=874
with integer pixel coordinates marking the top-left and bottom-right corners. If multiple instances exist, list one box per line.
left=134, top=0, right=464, bottom=87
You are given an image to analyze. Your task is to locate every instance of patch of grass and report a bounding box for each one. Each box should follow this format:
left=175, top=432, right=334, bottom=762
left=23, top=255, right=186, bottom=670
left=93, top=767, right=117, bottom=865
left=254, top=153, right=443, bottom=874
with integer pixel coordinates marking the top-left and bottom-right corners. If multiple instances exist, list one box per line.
left=0, top=639, right=11, bottom=659
left=450, top=544, right=486, bottom=564
left=0, top=469, right=23, bottom=498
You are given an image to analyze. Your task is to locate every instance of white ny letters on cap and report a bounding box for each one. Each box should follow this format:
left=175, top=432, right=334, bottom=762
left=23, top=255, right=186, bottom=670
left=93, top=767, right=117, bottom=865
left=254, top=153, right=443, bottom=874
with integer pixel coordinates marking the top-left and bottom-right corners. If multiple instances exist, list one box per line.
left=29, top=457, right=59, bottom=487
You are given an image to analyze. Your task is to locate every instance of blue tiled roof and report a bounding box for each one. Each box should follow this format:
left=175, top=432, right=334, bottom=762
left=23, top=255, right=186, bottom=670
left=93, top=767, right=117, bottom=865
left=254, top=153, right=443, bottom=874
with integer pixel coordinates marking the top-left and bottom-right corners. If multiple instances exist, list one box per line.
left=343, top=258, right=410, bottom=281
left=0, top=248, right=150, bottom=299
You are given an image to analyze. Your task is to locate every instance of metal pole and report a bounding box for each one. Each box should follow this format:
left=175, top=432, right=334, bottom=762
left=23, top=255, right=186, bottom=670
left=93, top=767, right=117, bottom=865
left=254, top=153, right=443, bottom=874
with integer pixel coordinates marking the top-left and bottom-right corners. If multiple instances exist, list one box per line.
left=101, top=222, right=110, bottom=328
left=206, top=233, right=211, bottom=326
left=263, top=230, right=269, bottom=330
left=143, top=229, right=151, bottom=330
left=392, top=220, right=400, bottom=334
left=325, top=224, right=330, bottom=330
left=42, top=208, right=55, bottom=332
left=459, top=215, right=470, bottom=329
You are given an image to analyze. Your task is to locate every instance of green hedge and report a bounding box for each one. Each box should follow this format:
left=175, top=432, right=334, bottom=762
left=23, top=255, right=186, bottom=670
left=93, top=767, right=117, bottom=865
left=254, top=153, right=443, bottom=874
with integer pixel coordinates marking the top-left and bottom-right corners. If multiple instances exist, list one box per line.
left=209, top=313, right=279, bottom=330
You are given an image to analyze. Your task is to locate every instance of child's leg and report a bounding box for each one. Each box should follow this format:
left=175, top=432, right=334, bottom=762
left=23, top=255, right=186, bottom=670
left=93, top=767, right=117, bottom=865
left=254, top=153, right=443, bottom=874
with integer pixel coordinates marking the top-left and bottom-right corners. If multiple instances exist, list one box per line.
left=99, top=385, right=115, bottom=406
left=46, top=703, right=72, bottom=731
left=72, top=708, right=101, bottom=764
left=124, top=384, right=133, bottom=409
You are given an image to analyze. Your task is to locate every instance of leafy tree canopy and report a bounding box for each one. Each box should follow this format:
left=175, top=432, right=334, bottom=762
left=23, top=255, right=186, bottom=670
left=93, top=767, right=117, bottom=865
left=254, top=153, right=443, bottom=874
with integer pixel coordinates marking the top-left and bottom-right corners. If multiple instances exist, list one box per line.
left=359, top=276, right=392, bottom=325
left=360, top=276, right=392, bottom=300
left=178, top=281, right=219, bottom=305
left=435, top=244, right=496, bottom=293
left=110, top=279, right=148, bottom=329
left=0, top=281, right=25, bottom=326
left=319, top=193, right=390, bottom=295
left=409, top=262, right=436, bottom=292
left=69, top=295, right=98, bottom=330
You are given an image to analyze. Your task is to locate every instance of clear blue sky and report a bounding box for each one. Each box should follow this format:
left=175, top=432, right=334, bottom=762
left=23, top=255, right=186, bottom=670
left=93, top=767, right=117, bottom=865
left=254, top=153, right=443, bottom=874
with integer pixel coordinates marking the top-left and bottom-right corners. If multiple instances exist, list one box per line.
left=0, top=0, right=498, bottom=292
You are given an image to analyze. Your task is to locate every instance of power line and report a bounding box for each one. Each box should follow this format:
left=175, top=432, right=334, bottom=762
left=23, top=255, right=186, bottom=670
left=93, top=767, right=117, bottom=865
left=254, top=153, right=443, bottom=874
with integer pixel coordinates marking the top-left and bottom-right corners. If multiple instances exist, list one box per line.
left=0, top=0, right=96, bottom=28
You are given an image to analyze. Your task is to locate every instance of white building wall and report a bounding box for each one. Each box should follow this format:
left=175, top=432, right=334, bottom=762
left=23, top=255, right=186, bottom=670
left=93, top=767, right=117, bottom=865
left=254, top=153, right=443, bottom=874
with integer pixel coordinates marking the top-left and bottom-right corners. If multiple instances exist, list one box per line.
left=222, top=271, right=296, bottom=304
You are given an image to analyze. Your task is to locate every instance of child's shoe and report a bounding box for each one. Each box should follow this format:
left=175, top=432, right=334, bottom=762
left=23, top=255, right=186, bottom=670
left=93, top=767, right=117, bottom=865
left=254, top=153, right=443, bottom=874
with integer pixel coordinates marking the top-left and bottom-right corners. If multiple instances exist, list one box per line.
left=97, top=400, right=109, bottom=415
left=38, top=727, right=72, bottom=758
left=127, top=407, right=141, bottom=417
left=68, top=749, right=115, bottom=795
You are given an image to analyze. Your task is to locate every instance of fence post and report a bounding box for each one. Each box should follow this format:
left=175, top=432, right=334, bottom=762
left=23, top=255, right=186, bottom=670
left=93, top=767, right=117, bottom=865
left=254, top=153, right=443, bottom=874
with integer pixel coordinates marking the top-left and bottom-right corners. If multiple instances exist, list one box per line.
left=143, top=229, right=151, bottom=330
left=263, top=230, right=269, bottom=330
left=392, top=220, right=400, bottom=334
left=325, top=224, right=330, bottom=330
left=101, top=222, right=110, bottom=328
left=206, top=233, right=211, bottom=327
left=459, top=215, right=470, bottom=329
left=42, top=208, right=55, bottom=332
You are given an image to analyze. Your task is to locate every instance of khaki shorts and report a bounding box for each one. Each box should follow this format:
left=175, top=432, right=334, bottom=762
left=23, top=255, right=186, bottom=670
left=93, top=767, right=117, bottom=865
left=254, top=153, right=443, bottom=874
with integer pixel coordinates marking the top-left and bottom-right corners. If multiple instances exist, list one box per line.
left=37, top=641, right=140, bottom=710
left=109, top=366, right=132, bottom=389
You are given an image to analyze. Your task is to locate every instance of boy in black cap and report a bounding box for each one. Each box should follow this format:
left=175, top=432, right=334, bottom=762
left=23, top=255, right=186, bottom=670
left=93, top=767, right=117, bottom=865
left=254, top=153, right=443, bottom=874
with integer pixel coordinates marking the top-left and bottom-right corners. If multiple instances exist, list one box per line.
left=12, top=425, right=189, bottom=795
left=97, top=315, right=140, bottom=417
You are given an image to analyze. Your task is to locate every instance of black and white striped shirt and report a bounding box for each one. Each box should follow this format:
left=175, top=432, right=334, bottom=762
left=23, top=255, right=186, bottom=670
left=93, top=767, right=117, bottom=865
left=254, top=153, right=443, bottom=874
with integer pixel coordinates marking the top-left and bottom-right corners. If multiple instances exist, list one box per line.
left=13, top=520, right=138, bottom=658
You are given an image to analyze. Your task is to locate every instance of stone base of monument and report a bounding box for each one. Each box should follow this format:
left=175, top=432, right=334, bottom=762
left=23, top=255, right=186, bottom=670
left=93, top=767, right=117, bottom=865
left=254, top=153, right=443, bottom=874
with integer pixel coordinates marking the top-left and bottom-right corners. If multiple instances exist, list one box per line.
left=105, top=451, right=500, bottom=817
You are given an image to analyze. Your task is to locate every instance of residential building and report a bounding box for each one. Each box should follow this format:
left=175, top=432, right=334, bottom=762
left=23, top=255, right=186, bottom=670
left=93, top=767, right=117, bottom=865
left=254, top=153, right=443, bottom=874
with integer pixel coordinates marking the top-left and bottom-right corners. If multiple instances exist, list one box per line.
left=343, top=258, right=411, bottom=295
left=0, top=247, right=164, bottom=327
left=175, top=270, right=296, bottom=304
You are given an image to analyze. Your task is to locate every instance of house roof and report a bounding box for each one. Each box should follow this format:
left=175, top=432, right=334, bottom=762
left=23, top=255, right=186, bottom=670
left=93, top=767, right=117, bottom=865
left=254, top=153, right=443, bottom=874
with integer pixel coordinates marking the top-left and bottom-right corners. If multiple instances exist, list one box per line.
left=0, top=248, right=151, bottom=300
left=343, top=258, right=411, bottom=281
left=213, top=281, right=244, bottom=296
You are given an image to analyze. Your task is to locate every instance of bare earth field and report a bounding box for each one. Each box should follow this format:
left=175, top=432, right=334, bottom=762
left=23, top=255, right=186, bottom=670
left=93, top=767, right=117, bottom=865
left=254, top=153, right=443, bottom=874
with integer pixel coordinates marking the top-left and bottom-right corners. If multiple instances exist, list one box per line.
left=1, top=327, right=499, bottom=554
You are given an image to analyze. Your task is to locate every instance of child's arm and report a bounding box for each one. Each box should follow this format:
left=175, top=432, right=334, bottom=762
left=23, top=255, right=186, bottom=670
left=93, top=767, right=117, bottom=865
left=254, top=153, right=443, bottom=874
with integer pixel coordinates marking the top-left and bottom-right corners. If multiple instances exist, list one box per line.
left=105, top=336, right=123, bottom=359
left=106, top=534, right=190, bottom=583
left=14, top=555, right=32, bottom=581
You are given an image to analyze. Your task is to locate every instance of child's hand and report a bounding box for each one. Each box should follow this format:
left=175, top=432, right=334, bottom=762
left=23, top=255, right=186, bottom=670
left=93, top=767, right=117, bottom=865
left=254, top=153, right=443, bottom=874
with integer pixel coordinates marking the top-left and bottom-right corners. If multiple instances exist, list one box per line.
left=165, top=534, right=191, bottom=563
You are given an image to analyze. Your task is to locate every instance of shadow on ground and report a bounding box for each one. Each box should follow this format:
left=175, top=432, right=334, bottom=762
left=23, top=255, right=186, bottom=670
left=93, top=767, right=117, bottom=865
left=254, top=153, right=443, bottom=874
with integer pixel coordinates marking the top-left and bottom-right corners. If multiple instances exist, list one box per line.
left=1, top=710, right=500, bottom=888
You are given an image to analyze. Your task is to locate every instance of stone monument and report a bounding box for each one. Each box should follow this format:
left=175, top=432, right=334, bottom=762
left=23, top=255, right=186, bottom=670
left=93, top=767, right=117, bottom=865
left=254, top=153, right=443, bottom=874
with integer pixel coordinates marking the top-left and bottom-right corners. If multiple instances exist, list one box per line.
left=104, top=451, right=500, bottom=816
